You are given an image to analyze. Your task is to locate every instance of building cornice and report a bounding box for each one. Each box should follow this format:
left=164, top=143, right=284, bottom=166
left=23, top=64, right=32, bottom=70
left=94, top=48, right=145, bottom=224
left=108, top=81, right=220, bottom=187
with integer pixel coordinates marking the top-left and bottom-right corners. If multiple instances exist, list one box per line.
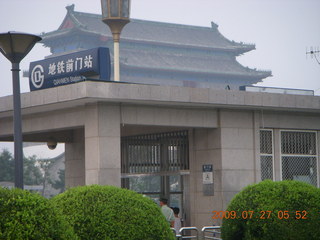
left=0, top=82, right=319, bottom=119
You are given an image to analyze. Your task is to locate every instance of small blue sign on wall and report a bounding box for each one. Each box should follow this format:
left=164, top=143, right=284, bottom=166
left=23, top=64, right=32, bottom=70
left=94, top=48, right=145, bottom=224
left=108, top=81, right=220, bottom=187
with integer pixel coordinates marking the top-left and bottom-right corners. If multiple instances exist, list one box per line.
left=29, top=47, right=110, bottom=91
left=202, top=164, right=213, bottom=172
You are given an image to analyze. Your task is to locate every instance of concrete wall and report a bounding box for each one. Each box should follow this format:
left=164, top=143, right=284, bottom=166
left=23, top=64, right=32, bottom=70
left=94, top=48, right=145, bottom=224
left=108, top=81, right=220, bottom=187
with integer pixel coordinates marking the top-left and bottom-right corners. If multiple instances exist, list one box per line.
left=189, top=128, right=222, bottom=228
left=188, top=110, right=261, bottom=228
left=219, top=110, right=260, bottom=208
left=65, top=128, right=85, bottom=187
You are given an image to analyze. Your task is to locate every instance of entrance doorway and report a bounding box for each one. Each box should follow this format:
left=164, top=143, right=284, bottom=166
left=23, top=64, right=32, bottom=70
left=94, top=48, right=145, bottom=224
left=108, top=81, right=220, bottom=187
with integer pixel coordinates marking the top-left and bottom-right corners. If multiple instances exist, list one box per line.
left=121, top=130, right=189, bottom=217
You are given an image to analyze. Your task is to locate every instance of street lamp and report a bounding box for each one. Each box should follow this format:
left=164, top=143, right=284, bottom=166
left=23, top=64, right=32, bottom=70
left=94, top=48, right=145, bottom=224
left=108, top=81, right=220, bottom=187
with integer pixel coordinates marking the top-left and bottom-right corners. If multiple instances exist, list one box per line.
left=101, top=0, right=130, bottom=81
left=0, top=31, right=41, bottom=189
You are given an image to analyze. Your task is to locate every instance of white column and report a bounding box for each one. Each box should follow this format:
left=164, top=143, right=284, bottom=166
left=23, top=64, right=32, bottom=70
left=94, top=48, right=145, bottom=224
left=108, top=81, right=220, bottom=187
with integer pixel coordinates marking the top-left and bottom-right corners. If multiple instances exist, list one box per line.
left=85, top=103, right=121, bottom=186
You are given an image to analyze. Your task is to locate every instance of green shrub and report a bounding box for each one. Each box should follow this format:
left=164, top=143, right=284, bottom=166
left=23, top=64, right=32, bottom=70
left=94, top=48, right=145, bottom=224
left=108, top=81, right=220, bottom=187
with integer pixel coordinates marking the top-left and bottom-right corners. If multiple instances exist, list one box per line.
left=0, top=187, right=77, bottom=240
left=221, top=180, right=320, bottom=240
left=51, top=185, right=175, bottom=240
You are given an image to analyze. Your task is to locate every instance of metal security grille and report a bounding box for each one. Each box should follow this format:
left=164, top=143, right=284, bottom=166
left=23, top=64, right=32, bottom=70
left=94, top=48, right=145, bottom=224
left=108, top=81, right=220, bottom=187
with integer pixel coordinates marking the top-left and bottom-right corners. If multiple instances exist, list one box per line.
left=121, top=130, right=189, bottom=174
left=260, top=129, right=274, bottom=180
left=281, top=131, right=318, bottom=187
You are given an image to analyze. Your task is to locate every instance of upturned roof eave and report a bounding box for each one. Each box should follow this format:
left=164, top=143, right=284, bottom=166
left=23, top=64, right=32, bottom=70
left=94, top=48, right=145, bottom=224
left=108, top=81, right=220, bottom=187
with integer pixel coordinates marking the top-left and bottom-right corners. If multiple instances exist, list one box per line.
left=40, top=28, right=105, bottom=46
left=121, top=63, right=272, bottom=80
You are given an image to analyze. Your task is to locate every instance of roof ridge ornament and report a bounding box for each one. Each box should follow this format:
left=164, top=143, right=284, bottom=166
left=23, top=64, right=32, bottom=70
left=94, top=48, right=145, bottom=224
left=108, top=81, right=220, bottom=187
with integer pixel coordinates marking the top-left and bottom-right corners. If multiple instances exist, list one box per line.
left=66, top=4, right=75, bottom=13
left=211, top=22, right=218, bottom=29
left=65, top=4, right=87, bottom=30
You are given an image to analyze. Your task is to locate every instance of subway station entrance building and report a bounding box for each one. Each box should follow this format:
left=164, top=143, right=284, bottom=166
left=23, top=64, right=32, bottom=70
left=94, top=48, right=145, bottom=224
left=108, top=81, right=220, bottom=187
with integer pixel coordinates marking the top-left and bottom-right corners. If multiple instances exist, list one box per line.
left=1, top=5, right=319, bottom=228
left=0, top=81, right=320, bottom=228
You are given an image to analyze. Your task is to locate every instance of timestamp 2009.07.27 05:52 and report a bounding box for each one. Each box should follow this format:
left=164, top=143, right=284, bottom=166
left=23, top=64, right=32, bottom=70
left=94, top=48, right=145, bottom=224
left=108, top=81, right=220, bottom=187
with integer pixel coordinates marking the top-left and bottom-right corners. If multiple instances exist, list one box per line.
left=212, top=210, right=308, bottom=220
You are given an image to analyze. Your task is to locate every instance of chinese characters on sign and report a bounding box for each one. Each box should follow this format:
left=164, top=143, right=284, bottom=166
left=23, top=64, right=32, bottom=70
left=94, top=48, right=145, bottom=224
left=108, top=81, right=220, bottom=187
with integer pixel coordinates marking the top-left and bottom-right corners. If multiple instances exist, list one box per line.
left=48, top=55, right=93, bottom=76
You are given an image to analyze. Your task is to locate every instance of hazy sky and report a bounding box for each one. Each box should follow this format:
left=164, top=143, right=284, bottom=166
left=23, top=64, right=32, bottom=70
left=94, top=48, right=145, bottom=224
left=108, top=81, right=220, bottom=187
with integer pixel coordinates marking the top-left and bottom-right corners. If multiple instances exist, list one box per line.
left=0, top=0, right=319, bottom=98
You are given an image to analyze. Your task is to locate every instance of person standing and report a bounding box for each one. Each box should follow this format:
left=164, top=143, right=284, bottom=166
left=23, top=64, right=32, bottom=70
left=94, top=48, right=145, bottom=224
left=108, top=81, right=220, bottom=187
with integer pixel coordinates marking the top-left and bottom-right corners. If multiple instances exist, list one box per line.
left=172, top=207, right=182, bottom=234
left=160, top=198, right=175, bottom=227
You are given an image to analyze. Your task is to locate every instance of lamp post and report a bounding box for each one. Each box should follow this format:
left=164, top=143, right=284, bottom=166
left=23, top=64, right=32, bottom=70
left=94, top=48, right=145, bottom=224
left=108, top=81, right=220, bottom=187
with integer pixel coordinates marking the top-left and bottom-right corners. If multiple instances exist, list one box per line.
left=101, top=0, right=130, bottom=81
left=0, top=31, right=41, bottom=189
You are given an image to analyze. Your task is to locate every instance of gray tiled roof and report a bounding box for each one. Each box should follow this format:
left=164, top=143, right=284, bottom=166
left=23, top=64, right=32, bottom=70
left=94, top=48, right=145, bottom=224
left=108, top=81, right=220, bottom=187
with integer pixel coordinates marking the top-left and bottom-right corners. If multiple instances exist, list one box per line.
left=47, top=5, right=255, bottom=53
left=41, top=5, right=272, bottom=83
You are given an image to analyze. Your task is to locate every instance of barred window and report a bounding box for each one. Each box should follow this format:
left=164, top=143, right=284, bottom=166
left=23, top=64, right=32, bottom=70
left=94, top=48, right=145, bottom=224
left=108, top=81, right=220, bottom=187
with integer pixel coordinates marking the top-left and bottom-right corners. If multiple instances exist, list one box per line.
left=121, top=130, right=189, bottom=174
left=281, top=131, right=316, bottom=155
left=260, top=129, right=274, bottom=180
left=281, top=131, right=318, bottom=187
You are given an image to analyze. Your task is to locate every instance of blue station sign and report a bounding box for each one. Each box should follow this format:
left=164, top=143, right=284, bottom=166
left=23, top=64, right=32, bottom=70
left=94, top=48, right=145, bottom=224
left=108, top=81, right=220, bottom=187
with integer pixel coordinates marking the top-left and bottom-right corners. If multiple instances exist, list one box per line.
left=29, top=47, right=110, bottom=91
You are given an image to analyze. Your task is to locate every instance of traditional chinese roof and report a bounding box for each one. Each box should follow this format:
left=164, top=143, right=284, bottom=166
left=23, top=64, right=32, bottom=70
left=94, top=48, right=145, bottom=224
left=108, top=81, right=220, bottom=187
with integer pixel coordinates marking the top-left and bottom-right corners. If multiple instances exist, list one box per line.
left=41, top=4, right=272, bottom=87
left=120, top=48, right=267, bottom=79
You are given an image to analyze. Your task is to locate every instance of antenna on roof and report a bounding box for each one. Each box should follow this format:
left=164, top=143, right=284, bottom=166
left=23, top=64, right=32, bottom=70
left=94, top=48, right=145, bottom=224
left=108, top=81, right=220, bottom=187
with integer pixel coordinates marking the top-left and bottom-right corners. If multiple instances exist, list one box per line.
left=306, top=46, right=320, bottom=65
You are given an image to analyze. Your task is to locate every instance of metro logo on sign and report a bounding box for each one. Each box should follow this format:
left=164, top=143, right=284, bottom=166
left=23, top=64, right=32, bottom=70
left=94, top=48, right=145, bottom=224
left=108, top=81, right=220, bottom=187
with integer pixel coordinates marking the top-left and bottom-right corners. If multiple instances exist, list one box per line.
left=31, top=65, right=45, bottom=89
left=29, top=47, right=110, bottom=91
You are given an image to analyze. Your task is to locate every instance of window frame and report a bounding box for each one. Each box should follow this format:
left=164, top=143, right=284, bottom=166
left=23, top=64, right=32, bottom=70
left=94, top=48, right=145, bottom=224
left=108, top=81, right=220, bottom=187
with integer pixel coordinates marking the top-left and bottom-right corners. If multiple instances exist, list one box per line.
left=279, top=130, right=319, bottom=187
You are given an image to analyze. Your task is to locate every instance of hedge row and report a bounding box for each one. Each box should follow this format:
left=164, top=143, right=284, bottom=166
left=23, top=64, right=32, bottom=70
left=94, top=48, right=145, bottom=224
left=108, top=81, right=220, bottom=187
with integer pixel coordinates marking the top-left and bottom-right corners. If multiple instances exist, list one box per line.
left=221, top=180, right=320, bottom=240
left=51, top=185, right=175, bottom=240
left=0, top=187, right=77, bottom=240
left=0, top=185, right=175, bottom=240
left=4, top=180, right=318, bottom=240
